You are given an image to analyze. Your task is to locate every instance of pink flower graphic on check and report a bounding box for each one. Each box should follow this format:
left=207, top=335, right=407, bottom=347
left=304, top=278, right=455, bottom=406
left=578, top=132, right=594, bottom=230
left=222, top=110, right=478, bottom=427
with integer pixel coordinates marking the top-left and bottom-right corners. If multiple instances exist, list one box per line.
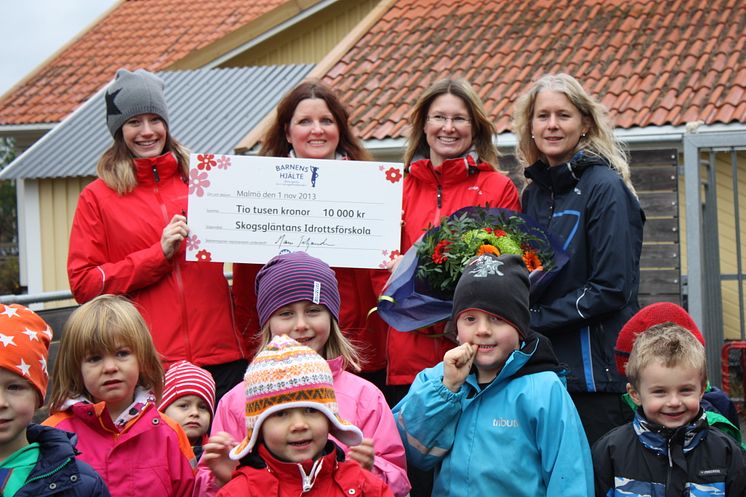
left=186, top=234, right=201, bottom=251
left=216, top=155, right=232, bottom=170
left=189, top=169, right=210, bottom=197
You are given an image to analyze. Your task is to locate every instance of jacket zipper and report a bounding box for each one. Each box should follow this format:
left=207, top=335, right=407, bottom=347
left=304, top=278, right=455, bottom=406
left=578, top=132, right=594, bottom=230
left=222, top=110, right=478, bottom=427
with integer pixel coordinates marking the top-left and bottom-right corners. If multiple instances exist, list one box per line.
left=152, top=162, right=192, bottom=361
left=665, top=438, right=674, bottom=496
left=432, top=183, right=442, bottom=226
left=25, top=457, right=72, bottom=484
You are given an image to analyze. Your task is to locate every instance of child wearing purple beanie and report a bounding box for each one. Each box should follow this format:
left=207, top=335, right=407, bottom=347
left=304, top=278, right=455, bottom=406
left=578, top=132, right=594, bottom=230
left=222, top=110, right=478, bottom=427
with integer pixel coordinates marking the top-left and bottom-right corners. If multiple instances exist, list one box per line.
left=196, top=252, right=410, bottom=497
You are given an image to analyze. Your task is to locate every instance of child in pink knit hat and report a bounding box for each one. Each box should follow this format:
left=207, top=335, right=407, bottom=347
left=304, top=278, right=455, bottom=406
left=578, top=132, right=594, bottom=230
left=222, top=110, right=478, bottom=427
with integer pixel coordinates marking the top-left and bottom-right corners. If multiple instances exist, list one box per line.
left=216, top=335, right=393, bottom=497
left=198, top=252, right=409, bottom=497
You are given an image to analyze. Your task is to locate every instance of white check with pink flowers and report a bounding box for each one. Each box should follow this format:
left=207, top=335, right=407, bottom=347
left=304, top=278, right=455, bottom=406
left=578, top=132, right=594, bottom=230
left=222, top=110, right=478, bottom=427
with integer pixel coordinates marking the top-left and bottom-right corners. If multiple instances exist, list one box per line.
left=185, top=153, right=403, bottom=269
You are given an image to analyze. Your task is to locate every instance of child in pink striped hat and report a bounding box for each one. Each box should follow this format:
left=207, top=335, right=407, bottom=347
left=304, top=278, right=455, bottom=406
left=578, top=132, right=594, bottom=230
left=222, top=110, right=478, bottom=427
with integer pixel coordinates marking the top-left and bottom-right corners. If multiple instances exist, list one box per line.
left=159, top=360, right=216, bottom=458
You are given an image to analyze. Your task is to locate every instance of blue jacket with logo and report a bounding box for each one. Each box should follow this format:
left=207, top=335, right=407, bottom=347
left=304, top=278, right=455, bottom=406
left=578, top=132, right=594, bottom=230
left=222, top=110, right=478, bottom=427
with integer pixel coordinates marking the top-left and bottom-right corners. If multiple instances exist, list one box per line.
left=393, top=333, right=593, bottom=497
left=592, top=410, right=746, bottom=497
left=522, top=152, right=644, bottom=393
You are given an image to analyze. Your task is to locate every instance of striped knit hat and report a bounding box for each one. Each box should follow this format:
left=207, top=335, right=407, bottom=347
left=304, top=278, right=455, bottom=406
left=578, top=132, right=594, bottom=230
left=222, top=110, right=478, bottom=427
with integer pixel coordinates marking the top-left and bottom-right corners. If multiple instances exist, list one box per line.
left=254, top=251, right=341, bottom=328
left=159, top=360, right=216, bottom=417
left=229, top=335, right=362, bottom=460
left=0, top=304, right=53, bottom=406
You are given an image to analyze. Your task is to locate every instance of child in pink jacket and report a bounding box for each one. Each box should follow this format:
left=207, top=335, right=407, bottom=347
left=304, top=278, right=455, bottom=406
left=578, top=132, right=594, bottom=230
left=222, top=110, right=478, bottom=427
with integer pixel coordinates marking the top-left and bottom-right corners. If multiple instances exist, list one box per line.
left=44, top=295, right=195, bottom=497
left=199, top=252, right=409, bottom=497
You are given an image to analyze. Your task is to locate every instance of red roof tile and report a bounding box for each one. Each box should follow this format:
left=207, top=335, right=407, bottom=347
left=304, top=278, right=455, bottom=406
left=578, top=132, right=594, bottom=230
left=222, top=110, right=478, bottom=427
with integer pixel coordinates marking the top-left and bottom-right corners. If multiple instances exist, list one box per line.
left=322, top=0, right=746, bottom=140
left=0, top=0, right=288, bottom=125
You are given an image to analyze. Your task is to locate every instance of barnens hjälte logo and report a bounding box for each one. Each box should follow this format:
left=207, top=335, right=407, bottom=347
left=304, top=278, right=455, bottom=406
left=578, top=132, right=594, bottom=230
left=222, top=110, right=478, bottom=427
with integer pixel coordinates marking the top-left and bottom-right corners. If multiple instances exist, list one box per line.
left=274, top=163, right=320, bottom=188
left=492, top=418, right=519, bottom=428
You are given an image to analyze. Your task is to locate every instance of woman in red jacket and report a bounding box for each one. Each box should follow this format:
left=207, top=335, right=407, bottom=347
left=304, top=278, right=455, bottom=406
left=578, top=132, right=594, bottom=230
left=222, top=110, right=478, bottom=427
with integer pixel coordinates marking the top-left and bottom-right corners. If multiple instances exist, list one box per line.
left=384, top=78, right=521, bottom=399
left=67, top=69, right=247, bottom=400
left=231, top=80, right=390, bottom=385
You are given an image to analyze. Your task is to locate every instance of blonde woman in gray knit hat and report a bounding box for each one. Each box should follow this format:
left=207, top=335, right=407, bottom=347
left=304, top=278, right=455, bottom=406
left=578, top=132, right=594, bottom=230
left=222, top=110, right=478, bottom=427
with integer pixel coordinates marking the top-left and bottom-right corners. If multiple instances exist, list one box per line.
left=67, top=69, right=248, bottom=401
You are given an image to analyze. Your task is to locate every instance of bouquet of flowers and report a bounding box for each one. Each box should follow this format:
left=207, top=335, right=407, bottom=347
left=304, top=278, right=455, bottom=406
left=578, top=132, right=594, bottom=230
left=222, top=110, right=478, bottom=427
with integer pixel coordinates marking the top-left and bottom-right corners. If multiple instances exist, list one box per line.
left=377, top=206, right=568, bottom=331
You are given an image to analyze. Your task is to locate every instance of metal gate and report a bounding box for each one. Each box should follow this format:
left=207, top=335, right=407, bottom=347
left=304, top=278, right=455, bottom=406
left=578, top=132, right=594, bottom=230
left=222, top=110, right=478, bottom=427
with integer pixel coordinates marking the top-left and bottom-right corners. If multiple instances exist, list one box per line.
left=684, top=131, right=746, bottom=388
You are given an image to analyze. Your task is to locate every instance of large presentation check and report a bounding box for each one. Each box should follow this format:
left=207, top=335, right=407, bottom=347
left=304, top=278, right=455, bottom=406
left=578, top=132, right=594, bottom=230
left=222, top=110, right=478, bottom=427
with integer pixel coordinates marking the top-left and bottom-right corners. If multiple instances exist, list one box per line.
left=185, top=154, right=404, bottom=268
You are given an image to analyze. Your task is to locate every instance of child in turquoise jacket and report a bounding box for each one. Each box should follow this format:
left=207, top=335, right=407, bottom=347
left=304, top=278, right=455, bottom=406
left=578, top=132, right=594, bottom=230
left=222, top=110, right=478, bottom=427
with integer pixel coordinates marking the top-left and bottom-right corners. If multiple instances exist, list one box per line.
left=393, top=254, right=593, bottom=497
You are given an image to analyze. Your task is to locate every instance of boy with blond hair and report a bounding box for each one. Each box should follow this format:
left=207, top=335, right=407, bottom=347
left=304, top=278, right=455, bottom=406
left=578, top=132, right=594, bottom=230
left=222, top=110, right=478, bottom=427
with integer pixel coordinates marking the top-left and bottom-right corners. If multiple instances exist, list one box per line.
left=593, top=323, right=746, bottom=496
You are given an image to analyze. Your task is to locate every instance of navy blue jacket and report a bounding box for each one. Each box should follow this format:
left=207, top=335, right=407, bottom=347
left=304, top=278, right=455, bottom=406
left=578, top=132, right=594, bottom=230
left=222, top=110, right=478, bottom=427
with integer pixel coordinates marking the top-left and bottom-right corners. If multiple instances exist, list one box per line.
left=12, top=424, right=109, bottom=497
left=523, top=152, right=644, bottom=393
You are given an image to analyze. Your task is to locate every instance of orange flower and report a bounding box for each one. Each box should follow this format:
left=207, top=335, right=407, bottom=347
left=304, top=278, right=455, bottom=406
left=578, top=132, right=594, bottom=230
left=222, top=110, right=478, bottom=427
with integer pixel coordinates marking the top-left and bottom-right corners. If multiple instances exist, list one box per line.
left=523, top=250, right=543, bottom=272
left=476, top=244, right=501, bottom=256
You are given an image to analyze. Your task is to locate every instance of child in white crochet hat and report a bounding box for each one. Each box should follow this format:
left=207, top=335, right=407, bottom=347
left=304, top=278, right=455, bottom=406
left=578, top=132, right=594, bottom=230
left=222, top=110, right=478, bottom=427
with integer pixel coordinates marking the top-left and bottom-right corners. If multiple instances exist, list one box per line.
left=216, top=335, right=393, bottom=497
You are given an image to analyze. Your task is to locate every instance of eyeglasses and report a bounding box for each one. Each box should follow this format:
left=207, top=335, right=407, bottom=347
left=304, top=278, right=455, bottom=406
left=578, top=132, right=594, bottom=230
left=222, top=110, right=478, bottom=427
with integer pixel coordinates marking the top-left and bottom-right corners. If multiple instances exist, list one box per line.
left=426, top=114, right=471, bottom=127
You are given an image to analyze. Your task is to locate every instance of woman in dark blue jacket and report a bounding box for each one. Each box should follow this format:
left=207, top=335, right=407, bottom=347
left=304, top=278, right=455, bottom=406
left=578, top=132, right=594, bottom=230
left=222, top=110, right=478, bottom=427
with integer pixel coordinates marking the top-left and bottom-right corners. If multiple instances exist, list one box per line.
left=513, top=73, right=644, bottom=444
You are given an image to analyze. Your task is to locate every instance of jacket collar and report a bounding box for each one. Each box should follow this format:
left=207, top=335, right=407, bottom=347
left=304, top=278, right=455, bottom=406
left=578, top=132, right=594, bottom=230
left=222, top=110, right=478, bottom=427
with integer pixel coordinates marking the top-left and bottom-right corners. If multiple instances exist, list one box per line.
left=25, top=423, right=77, bottom=461
left=633, top=408, right=708, bottom=456
left=408, top=150, right=492, bottom=187
left=134, top=152, right=180, bottom=185
left=235, top=441, right=342, bottom=493
left=66, top=386, right=155, bottom=433
left=524, top=150, right=607, bottom=194
left=19, top=424, right=79, bottom=493
left=327, top=356, right=344, bottom=379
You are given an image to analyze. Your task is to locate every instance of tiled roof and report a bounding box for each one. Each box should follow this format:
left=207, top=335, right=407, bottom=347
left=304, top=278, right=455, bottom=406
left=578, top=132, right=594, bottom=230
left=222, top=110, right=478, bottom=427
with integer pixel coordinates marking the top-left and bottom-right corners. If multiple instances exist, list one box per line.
left=323, top=0, right=746, bottom=140
left=0, top=0, right=288, bottom=126
left=0, top=65, right=314, bottom=180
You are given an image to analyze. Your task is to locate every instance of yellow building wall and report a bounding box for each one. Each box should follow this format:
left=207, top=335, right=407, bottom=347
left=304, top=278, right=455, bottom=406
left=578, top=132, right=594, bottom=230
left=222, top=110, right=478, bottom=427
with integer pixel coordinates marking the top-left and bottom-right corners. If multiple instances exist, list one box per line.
left=38, top=176, right=93, bottom=308
left=714, top=151, right=746, bottom=340
left=678, top=150, right=746, bottom=341
left=220, top=0, right=378, bottom=66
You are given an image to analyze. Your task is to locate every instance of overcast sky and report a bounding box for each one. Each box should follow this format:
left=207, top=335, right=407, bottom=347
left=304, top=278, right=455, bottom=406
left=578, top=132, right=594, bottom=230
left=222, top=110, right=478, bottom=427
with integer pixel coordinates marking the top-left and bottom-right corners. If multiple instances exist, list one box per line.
left=0, top=0, right=119, bottom=97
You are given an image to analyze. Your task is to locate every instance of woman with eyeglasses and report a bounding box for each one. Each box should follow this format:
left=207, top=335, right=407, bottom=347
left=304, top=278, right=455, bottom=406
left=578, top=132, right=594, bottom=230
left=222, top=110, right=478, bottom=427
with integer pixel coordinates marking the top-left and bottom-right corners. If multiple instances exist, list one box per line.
left=380, top=78, right=519, bottom=497
left=384, top=78, right=520, bottom=402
